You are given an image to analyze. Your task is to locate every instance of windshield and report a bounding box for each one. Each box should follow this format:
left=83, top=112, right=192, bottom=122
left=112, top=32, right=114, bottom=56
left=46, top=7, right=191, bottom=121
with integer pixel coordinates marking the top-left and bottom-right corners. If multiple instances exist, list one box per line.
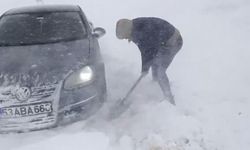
left=0, top=12, right=87, bottom=46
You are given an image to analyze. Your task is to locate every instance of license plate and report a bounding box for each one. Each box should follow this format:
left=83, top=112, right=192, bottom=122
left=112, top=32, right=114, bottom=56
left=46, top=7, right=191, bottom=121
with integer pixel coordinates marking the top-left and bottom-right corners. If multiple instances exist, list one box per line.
left=0, top=102, right=53, bottom=118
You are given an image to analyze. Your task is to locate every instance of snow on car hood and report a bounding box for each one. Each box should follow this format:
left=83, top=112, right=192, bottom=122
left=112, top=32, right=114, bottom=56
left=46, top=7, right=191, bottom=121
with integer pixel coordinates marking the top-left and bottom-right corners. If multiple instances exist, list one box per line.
left=0, top=39, right=90, bottom=87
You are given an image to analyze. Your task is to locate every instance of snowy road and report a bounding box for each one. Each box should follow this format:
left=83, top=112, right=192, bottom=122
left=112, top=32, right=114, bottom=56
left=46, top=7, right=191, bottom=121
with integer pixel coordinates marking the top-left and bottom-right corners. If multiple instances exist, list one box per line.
left=0, top=0, right=250, bottom=150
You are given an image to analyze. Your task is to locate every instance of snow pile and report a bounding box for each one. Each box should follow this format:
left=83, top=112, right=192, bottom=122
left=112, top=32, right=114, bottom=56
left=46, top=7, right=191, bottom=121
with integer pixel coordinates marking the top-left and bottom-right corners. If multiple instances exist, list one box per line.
left=0, top=0, right=250, bottom=150
left=14, top=132, right=109, bottom=150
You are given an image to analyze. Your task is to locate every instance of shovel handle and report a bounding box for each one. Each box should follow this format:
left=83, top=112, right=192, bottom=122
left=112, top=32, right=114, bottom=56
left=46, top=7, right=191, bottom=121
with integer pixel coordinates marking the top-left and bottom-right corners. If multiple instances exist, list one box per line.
left=120, top=74, right=145, bottom=103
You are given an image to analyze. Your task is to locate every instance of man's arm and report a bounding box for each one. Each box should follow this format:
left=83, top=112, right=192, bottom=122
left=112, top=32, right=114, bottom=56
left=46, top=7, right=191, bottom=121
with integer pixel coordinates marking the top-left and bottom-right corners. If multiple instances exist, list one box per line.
left=140, top=49, right=155, bottom=73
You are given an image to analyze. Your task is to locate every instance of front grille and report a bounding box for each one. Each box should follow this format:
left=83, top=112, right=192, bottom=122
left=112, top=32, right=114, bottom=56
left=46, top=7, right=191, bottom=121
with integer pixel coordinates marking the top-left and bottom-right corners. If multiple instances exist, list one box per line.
left=0, top=84, right=57, bottom=105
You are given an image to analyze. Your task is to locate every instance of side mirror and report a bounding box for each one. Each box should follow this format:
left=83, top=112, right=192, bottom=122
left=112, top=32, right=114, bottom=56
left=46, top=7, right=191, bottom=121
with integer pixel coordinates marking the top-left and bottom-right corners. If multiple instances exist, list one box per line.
left=92, top=27, right=106, bottom=38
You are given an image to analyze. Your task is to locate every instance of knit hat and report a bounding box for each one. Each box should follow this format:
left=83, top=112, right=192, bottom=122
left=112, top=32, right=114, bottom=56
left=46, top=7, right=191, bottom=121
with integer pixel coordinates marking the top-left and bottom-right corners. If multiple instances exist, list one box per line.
left=116, top=19, right=133, bottom=40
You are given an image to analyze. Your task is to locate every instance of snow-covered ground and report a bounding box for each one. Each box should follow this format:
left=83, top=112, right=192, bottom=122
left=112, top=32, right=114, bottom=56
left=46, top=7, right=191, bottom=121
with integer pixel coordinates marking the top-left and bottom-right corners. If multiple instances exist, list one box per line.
left=0, top=0, right=250, bottom=150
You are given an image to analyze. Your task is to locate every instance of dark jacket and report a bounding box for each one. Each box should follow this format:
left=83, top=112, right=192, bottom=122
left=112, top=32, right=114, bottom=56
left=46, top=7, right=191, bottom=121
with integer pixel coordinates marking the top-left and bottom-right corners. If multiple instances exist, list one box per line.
left=131, top=17, right=176, bottom=72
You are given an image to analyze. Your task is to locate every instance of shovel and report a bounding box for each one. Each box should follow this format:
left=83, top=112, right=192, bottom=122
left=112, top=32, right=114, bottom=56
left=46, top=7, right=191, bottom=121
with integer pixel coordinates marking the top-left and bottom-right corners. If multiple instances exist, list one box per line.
left=108, top=74, right=146, bottom=120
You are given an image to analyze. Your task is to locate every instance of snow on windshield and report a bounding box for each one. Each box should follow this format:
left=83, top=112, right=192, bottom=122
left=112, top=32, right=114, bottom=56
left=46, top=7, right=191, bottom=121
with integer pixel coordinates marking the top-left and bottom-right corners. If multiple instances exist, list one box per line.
left=0, top=12, right=86, bottom=46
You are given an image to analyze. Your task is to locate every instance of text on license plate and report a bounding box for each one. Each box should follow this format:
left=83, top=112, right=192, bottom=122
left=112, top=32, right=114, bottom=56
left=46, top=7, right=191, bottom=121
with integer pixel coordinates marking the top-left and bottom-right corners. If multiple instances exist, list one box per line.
left=0, top=102, right=53, bottom=118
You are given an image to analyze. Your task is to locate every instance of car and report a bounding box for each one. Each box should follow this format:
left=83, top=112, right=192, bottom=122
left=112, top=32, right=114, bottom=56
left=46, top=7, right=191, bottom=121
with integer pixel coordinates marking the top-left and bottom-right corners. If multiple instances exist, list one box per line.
left=0, top=5, right=107, bottom=133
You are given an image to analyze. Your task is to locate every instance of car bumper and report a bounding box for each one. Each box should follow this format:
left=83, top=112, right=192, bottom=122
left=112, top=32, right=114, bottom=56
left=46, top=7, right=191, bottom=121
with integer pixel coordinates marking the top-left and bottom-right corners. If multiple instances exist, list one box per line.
left=0, top=83, right=105, bottom=133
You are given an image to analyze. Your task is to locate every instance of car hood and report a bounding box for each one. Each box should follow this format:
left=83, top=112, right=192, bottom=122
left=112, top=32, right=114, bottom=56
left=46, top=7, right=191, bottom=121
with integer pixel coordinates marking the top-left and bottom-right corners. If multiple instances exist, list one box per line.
left=0, top=39, right=90, bottom=87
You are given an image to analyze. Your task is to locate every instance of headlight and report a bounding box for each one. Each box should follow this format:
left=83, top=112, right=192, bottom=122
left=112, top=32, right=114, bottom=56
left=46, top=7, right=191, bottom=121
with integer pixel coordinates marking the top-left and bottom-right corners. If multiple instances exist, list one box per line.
left=64, top=66, right=94, bottom=90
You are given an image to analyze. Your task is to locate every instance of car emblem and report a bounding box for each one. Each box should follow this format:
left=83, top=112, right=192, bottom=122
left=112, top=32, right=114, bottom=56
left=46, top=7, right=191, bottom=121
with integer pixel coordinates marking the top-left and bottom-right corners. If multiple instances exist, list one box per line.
left=15, top=87, right=31, bottom=102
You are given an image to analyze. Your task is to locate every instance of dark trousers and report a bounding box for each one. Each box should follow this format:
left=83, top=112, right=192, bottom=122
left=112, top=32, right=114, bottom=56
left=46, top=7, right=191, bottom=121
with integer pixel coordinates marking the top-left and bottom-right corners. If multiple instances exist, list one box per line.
left=151, top=29, right=183, bottom=104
